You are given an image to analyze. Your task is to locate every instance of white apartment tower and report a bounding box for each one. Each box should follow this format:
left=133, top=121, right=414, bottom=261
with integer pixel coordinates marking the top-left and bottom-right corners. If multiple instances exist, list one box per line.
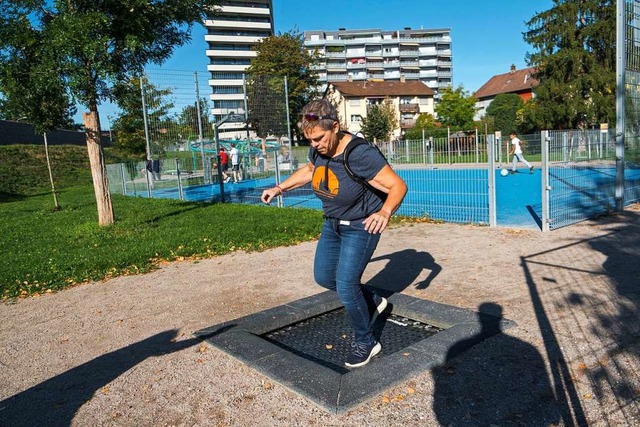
left=304, top=27, right=452, bottom=96
left=204, top=0, right=274, bottom=133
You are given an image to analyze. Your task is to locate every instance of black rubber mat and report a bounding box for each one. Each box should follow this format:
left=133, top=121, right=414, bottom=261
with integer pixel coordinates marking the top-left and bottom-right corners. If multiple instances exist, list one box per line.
left=262, top=308, right=442, bottom=373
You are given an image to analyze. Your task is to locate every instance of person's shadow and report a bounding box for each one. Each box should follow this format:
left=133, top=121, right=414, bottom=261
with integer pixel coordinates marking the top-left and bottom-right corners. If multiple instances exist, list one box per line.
left=432, top=302, right=562, bottom=426
left=366, top=248, right=441, bottom=294
left=0, top=328, right=229, bottom=426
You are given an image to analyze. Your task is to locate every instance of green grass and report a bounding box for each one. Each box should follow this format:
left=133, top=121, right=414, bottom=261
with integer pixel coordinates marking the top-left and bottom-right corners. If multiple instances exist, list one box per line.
left=1, top=186, right=322, bottom=299
left=0, top=145, right=93, bottom=196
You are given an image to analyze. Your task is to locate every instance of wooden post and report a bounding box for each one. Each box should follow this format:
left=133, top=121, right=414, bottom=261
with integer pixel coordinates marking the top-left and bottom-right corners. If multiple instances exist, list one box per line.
left=83, top=111, right=114, bottom=226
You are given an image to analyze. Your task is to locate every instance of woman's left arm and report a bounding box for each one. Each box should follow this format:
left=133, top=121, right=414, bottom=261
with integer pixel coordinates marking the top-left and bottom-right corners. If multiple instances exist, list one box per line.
left=363, top=165, right=408, bottom=234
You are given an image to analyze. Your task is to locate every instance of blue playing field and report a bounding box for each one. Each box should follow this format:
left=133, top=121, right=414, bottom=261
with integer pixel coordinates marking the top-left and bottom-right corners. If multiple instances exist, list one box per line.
left=138, top=166, right=638, bottom=229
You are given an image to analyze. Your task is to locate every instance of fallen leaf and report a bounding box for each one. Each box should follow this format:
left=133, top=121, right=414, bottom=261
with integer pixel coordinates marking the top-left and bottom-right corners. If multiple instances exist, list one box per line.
left=197, top=344, right=208, bottom=353
left=402, top=352, right=411, bottom=356
left=100, top=387, right=110, bottom=394
left=382, top=396, right=391, bottom=404
left=407, top=387, right=416, bottom=394
left=583, top=394, right=592, bottom=399
left=262, top=380, right=273, bottom=390
left=325, top=344, right=333, bottom=350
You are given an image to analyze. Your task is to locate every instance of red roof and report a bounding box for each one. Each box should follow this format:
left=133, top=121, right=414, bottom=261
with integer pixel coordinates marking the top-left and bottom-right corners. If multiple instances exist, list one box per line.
left=329, top=80, right=435, bottom=97
left=474, top=66, right=539, bottom=100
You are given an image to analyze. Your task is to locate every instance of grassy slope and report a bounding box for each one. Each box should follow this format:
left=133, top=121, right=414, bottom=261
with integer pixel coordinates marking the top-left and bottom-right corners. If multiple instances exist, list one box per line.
left=0, top=146, right=322, bottom=299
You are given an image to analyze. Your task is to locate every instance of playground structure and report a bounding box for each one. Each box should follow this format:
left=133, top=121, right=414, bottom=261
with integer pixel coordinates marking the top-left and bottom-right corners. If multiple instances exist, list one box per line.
left=186, top=135, right=289, bottom=180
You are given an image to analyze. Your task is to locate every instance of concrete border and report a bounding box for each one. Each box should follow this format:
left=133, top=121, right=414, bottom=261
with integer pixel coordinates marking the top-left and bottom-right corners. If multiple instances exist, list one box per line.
left=194, top=291, right=516, bottom=414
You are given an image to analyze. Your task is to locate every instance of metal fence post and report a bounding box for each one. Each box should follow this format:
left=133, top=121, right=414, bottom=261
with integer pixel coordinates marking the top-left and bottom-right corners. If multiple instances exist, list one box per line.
left=140, top=76, right=153, bottom=198
left=120, top=163, right=127, bottom=195
left=176, top=158, right=184, bottom=201
left=487, top=134, right=496, bottom=227
left=541, top=130, right=550, bottom=232
left=615, top=0, right=626, bottom=211
left=274, top=152, right=283, bottom=207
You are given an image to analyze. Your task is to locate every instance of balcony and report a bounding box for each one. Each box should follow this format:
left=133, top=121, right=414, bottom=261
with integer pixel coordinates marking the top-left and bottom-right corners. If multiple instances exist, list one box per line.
left=400, top=119, right=417, bottom=128
left=399, top=103, right=420, bottom=113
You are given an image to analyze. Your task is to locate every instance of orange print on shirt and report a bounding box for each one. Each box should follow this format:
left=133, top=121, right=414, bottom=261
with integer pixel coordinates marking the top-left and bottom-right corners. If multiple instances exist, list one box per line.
left=312, top=165, right=339, bottom=198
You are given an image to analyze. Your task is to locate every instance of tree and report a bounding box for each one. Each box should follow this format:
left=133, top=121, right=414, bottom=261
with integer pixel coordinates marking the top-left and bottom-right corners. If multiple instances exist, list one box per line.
left=0, top=0, right=214, bottom=225
left=360, top=99, right=398, bottom=142
left=111, top=77, right=175, bottom=159
left=524, top=0, right=615, bottom=129
left=246, top=31, right=320, bottom=146
left=405, top=113, right=445, bottom=139
left=485, top=93, right=524, bottom=134
left=178, top=98, right=211, bottom=140
left=435, top=86, right=477, bottom=129
left=0, top=19, right=77, bottom=210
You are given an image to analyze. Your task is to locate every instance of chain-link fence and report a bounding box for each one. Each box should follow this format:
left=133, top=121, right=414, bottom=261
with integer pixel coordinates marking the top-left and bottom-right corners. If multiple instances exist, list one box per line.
left=624, top=0, right=640, bottom=205
left=105, top=59, right=640, bottom=231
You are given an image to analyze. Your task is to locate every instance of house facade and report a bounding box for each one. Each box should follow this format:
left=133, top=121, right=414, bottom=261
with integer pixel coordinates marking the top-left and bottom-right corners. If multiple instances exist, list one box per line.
left=473, top=65, right=539, bottom=121
left=304, top=27, right=452, bottom=98
left=325, top=79, right=435, bottom=139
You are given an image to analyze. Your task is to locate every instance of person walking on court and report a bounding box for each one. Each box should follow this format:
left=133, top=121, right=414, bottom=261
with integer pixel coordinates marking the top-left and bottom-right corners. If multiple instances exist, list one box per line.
left=218, top=147, right=231, bottom=183
left=229, top=143, right=241, bottom=183
left=260, top=99, right=407, bottom=368
left=509, top=131, right=534, bottom=174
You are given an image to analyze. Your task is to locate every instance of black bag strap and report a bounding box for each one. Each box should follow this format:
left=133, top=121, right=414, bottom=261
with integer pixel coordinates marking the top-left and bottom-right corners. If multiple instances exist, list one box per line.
left=311, top=136, right=388, bottom=201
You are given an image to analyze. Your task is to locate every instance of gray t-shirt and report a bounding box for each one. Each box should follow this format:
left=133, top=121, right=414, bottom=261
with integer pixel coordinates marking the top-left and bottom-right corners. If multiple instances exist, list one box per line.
left=309, top=139, right=387, bottom=220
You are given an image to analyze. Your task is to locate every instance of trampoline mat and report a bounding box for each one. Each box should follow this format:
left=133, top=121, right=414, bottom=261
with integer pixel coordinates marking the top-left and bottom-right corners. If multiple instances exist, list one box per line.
left=262, top=308, right=443, bottom=374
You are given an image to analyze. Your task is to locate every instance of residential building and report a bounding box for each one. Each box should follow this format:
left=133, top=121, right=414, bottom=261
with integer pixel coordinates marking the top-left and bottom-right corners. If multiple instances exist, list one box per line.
left=325, top=79, right=435, bottom=139
left=304, top=27, right=452, bottom=97
left=474, top=65, right=539, bottom=120
left=204, top=0, right=274, bottom=135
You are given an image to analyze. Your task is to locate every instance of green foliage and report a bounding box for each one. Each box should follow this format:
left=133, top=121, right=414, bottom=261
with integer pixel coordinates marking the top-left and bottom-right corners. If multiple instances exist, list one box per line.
left=178, top=98, right=211, bottom=140
left=404, top=113, right=446, bottom=139
left=524, top=0, right=615, bottom=129
left=360, top=100, right=398, bottom=142
left=246, top=31, right=320, bottom=138
left=0, top=145, right=92, bottom=196
left=0, top=0, right=216, bottom=224
left=485, top=93, right=524, bottom=134
left=434, top=86, right=477, bottom=129
left=0, top=187, right=322, bottom=299
left=0, top=0, right=215, bottom=118
left=111, top=76, right=175, bottom=159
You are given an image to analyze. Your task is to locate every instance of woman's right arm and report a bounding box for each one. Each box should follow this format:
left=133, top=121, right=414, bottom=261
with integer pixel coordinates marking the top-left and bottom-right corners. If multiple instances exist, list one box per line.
left=260, top=161, right=314, bottom=205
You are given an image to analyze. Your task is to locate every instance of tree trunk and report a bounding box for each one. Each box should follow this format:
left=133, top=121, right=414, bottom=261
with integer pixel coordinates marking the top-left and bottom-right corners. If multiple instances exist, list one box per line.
left=43, top=133, right=60, bottom=211
left=83, top=111, right=114, bottom=226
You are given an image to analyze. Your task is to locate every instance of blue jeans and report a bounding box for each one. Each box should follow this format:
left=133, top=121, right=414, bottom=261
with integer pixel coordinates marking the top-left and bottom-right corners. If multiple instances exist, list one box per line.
left=314, top=219, right=381, bottom=345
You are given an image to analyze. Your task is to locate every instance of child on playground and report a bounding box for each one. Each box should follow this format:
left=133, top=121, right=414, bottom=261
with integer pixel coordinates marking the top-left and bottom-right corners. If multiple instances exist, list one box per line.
left=509, top=132, right=534, bottom=174
left=218, top=147, right=230, bottom=183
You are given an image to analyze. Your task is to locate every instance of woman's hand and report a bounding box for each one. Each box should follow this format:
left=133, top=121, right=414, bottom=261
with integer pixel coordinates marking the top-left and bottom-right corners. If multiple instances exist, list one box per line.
left=363, top=210, right=391, bottom=234
left=260, top=186, right=282, bottom=205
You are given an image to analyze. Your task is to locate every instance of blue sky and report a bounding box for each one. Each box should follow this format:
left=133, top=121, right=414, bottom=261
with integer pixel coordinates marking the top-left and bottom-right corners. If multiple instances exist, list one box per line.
left=96, top=0, right=554, bottom=125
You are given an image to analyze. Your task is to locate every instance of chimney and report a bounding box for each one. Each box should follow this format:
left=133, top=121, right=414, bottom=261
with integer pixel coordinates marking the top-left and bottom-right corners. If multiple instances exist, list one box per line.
left=400, top=74, right=406, bottom=83
left=510, top=64, right=516, bottom=74
left=347, top=74, right=353, bottom=82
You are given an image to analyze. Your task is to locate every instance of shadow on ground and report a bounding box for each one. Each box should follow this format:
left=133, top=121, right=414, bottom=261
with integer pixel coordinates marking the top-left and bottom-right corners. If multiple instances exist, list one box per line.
left=0, top=329, right=226, bottom=426
left=432, top=302, right=562, bottom=425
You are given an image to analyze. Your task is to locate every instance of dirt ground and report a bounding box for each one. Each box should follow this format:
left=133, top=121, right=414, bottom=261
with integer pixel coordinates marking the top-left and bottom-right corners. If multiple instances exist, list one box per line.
left=1, top=206, right=639, bottom=426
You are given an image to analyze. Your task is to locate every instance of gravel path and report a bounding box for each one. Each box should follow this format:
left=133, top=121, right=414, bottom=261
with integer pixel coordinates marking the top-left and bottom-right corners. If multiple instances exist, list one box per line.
left=1, top=207, right=639, bottom=426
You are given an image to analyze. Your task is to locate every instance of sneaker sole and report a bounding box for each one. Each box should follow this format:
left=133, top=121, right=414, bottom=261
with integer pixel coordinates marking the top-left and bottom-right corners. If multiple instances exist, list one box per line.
left=344, top=342, right=382, bottom=368
left=370, top=297, right=388, bottom=326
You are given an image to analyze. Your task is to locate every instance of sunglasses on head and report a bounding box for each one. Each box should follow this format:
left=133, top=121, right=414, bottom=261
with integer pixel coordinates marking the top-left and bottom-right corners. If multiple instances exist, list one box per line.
left=303, top=113, right=337, bottom=122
